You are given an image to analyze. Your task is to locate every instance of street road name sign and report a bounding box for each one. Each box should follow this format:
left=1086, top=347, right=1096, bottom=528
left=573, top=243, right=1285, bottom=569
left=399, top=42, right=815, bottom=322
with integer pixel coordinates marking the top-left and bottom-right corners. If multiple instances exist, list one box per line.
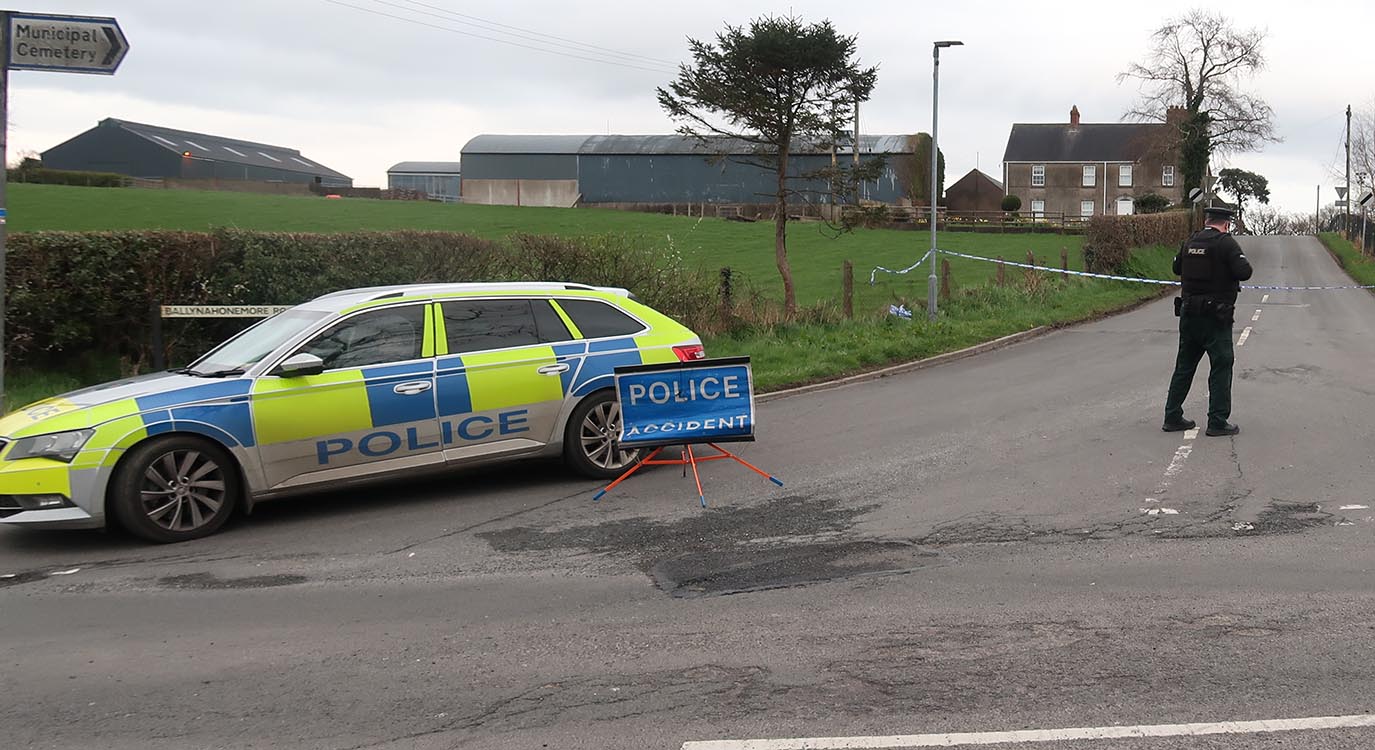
left=7, top=12, right=128, bottom=74
left=161, top=305, right=293, bottom=318
left=615, top=357, right=756, bottom=448
left=1335, top=200, right=1349, bottom=208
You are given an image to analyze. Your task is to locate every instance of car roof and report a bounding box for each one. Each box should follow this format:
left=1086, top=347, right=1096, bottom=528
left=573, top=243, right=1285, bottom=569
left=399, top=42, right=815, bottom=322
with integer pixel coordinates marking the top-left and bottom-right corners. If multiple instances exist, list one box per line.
left=297, top=282, right=632, bottom=313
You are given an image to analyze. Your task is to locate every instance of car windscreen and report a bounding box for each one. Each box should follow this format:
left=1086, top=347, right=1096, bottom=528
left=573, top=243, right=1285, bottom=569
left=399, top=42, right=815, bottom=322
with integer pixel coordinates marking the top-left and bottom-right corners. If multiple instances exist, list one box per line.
left=188, top=310, right=330, bottom=375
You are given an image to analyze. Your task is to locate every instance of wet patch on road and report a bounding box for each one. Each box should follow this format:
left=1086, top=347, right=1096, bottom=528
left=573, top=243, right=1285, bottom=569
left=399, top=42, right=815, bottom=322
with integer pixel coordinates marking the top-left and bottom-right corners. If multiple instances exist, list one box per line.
left=156, top=572, right=308, bottom=590
left=479, top=495, right=924, bottom=596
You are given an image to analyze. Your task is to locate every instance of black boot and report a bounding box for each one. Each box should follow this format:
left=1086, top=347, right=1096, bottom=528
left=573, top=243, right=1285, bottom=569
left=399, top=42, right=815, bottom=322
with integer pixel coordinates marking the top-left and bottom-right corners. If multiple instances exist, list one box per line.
left=1206, top=422, right=1239, bottom=437
left=1162, top=418, right=1196, bottom=432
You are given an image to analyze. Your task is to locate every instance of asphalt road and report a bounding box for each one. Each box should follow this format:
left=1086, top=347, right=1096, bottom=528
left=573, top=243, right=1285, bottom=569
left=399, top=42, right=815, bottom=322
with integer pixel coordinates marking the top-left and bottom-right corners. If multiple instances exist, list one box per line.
left=4, top=235, right=1375, bottom=750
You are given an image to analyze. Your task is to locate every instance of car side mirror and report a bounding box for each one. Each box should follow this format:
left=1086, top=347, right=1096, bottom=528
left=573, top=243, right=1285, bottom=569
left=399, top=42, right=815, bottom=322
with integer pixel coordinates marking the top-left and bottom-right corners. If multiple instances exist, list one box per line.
left=273, top=353, right=325, bottom=378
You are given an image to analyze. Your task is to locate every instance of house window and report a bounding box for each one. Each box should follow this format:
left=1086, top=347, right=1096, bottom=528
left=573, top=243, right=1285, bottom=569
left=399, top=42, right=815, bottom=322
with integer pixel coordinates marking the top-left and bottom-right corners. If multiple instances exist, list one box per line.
left=1119, top=165, right=1133, bottom=187
left=1081, top=200, right=1094, bottom=218
left=1030, top=199, right=1045, bottom=218
left=1162, top=165, right=1175, bottom=187
left=1082, top=165, right=1096, bottom=187
left=1031, top=165, right=1045, bottom=187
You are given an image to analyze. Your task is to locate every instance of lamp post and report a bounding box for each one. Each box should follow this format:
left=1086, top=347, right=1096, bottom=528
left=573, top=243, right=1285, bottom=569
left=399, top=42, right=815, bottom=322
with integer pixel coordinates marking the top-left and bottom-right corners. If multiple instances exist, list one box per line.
left=928, top=40, right=962, bottom=322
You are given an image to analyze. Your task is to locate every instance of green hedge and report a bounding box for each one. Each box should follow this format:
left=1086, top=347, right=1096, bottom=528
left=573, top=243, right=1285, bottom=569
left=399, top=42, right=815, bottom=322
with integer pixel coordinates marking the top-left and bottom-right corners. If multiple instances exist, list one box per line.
left=5, top=230, right=716, bottom=371
left=1084, top=211, right=1192, bottom=273
left=7, top=167, right=132, bottom=188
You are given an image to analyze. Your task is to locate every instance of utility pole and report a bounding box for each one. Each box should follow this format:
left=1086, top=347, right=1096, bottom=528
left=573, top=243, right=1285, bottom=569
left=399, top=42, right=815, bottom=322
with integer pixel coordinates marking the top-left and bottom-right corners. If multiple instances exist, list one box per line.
left=1346, top=104, right=1352, bottom=240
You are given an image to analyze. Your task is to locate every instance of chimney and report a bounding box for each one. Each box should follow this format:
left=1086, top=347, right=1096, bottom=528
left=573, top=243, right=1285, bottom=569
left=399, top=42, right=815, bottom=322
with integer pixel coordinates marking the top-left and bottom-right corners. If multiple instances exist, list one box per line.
left=1070, top=105, right=1081, bottom=128
left=1165, top=106, right=1188, bottom=126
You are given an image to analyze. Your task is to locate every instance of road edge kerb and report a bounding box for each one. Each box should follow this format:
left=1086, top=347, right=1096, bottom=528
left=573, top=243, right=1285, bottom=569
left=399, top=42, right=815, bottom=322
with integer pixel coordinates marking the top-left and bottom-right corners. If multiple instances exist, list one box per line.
left=757, top=326, right=1051, bottom=403
left=757, top=284, right=1174, bottom=404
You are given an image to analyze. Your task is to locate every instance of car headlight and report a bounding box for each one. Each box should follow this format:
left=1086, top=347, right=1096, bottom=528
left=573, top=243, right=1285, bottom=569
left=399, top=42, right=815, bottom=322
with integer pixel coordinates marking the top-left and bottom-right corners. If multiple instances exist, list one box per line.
left=6, top=429, right=95, bottom=463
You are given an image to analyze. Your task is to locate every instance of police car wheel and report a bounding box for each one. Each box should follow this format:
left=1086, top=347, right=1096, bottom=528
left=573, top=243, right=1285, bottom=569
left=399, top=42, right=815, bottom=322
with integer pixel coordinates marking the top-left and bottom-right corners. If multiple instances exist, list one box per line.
left=110, top=436, right=241, bottom=543
left=565, top=391, right=641, bottom=479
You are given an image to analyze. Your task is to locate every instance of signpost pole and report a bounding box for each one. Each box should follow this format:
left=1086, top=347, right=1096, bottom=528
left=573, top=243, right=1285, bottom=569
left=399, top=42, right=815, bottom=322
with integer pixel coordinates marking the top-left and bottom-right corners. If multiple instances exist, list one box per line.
left=0, top=12, right=128, bottom=412
left=1, top=11, right=10, bottom=414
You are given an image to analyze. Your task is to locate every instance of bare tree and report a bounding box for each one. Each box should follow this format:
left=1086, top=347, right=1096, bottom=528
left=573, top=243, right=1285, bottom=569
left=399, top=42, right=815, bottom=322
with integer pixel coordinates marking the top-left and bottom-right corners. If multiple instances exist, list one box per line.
left=1243, top=205, right=1284, bottom=235
left=1119, top=9, right=1279, bottom=192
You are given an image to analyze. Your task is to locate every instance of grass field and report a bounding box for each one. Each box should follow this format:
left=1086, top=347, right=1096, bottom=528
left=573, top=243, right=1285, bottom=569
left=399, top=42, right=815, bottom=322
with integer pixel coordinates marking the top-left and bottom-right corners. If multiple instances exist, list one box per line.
left=4, top=184, right=1175, bottom=405
left=10, top=184, right=1088, bottom=314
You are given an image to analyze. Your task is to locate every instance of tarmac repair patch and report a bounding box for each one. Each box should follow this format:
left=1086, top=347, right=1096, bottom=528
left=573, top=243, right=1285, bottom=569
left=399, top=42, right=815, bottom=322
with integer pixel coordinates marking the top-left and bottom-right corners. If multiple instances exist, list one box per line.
left=652, top=540, right=936, bottom=598
left=478, top=495, right=935, bottom=597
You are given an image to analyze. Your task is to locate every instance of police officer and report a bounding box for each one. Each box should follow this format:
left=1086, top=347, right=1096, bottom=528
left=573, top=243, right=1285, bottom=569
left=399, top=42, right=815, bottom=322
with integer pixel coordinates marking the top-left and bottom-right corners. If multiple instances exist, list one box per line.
left=1163, top=206, right=1253, bottom=436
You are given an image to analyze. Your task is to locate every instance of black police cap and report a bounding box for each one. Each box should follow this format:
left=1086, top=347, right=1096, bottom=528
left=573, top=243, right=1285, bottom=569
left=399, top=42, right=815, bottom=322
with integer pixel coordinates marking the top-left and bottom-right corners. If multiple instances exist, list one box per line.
left=1203, top=206, right=1236, bottom=221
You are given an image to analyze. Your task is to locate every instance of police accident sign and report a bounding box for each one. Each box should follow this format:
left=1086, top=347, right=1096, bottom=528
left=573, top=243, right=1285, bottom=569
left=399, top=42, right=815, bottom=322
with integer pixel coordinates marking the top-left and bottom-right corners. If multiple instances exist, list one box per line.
left=614, top=357, right=755, bottom=448
left=7, top=12, right=129, bottom=74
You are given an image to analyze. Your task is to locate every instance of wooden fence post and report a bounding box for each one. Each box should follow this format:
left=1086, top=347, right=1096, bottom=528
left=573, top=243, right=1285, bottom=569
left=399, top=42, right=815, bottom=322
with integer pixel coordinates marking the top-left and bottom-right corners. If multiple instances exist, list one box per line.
left=719, top=267, right=734, bottom=314
left=996, top=257, right=1006, bottom=286
left=842, top=261, right=854, bottom=319
left=940, top=259, right=952, bottom=301
left=1060, top=245, right=1069, bottom=272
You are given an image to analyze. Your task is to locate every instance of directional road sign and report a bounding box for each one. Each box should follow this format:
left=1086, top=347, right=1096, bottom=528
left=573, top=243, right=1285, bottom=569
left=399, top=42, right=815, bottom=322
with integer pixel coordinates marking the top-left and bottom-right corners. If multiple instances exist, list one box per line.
left=6, top=12, right=128, bottom=74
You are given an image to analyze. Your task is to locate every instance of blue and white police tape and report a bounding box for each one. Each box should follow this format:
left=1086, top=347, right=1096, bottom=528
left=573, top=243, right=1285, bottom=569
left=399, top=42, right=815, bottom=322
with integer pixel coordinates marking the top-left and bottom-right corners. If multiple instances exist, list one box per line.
left=869, top=249, right=934, bottom=285
left=873, top=249, right=1375, bottom=291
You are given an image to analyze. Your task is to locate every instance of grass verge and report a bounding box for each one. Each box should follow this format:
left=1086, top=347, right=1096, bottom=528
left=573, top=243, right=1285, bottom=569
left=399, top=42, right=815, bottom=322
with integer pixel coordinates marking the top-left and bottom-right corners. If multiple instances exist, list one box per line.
left=1318, top=232, right=1375, bottom=286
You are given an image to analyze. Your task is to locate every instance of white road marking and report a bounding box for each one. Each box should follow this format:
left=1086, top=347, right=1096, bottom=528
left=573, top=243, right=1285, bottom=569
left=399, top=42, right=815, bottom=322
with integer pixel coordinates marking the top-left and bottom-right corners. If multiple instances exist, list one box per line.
left=1163, top=444, right=1194, bottom=479
left=1233, top=522, right=1255, bottom=531
left=1339, top=505, right=1370, bottom=510
left=682, top=714, right=1375, bottom=749
left=1262, top=294, right=1270, bottom=303
left=1184, top=428, right=1199, bottom=440
left=1251, top=310, right=1262, bottom=322
left=1237, top=327, right=1253, bottom=346
left=50, top=568, right=81, bottom=576
left=1140, top=508, right=1180, bottom=516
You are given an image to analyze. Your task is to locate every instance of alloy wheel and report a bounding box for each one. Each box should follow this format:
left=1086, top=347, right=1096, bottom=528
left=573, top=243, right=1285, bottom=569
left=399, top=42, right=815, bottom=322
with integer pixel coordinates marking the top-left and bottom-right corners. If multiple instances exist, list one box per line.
left=139, top=450, right=228, bottom=533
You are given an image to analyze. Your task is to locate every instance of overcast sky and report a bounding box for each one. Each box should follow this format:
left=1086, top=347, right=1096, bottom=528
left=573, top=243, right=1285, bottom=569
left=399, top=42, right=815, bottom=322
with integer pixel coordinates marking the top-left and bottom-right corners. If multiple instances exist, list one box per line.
left=9, top=0, right=1370, bottom=214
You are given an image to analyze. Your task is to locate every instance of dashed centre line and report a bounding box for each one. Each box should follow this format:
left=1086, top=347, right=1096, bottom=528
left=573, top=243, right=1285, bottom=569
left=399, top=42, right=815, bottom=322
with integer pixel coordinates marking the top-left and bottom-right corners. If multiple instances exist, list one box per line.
left=1237, top=326, right=1253, bottom=347
left=681, top=713, right=1375, bottom=749
left=1251, top=309, right=1262, bottom=322
left=1262, top=293, right=1270, bottom=303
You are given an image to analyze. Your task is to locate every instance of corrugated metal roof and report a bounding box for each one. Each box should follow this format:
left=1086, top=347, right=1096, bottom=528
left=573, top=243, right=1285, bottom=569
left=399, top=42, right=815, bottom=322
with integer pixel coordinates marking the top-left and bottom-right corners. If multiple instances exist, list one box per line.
left=1002, top=123, right=1165, bottom=163
left=102, top=118, right=351, bottom=180
left=388, top=161, right=461, bottom=174
left=462, top=135, right=593, bottom=154
left=462, top=133, right=915, bottom=156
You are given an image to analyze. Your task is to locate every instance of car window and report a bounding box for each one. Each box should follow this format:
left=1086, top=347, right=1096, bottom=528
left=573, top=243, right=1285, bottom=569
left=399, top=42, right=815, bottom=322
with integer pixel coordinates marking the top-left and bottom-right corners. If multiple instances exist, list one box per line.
left=190, top=309, right=329, bottom=374
left=558, top=299, right=646, bottom=339
left=443, top=299, right=559, bottom=354
left=531, top=299, right=573, bottom=343
left=297, top=305, right=426, bottom=370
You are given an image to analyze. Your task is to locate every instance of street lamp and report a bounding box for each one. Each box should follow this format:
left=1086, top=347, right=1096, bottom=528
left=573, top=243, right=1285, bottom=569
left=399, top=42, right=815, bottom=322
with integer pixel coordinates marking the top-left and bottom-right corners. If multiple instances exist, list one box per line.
left=928, top=40, right=962, bottom=322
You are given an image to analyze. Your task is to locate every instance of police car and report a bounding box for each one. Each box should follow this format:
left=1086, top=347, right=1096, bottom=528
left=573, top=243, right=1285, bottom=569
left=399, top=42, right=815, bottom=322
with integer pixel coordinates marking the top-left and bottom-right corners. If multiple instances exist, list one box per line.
left=0, top=283, right=705, bottom=542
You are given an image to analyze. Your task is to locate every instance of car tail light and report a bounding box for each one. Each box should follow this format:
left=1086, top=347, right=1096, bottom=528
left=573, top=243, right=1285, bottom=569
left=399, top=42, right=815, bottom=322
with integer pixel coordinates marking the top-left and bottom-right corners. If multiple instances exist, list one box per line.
left=672, top=344, right=706, bottom=362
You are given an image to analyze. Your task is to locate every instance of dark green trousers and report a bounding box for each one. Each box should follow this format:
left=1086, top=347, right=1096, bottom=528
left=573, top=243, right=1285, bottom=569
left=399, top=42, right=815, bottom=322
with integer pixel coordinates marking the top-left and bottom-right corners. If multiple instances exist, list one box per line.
left=1164, top=314, right=1234, bottom=429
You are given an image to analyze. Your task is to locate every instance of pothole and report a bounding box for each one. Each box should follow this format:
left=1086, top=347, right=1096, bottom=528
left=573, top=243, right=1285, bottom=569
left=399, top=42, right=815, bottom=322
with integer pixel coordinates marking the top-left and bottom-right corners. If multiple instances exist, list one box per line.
left=156, top=572, right=308, bottom=590
left=651, top=540, right=937, bottom=598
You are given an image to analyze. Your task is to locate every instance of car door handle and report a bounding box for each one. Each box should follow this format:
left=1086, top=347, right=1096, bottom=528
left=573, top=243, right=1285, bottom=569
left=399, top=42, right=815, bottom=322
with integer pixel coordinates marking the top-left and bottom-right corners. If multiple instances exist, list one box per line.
left=537, top=363, right=571, bottom=376
left=392, top=381, right=433, bottom=395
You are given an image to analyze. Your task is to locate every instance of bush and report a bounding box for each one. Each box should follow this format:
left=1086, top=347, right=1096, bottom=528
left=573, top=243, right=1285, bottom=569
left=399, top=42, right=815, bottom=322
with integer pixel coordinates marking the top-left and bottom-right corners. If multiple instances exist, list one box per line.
left=1133, top=193, right=1171, bottom=214
left=1083, top=212, right=1191, bottom=273
left=5, top=230, right=716, bottom=371
left=1000, top=194, right=1022, bottom=212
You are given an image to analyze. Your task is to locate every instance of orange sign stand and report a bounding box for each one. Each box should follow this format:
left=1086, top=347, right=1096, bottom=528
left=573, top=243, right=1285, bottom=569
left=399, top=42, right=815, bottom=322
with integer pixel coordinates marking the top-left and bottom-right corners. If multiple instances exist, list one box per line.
left=593, top=443, right=783, bottom=508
